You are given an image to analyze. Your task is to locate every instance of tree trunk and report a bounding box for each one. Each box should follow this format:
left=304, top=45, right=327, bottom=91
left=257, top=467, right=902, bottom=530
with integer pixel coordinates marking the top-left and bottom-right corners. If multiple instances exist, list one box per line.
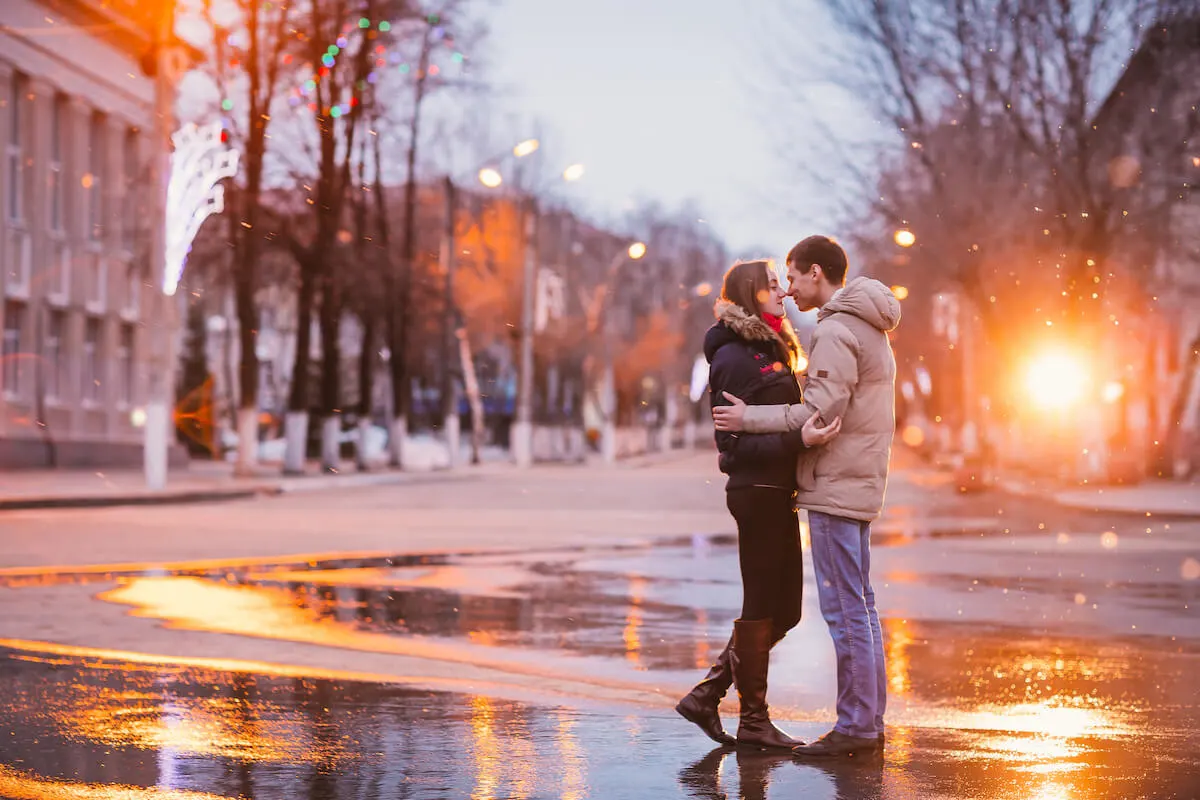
left=318, top=281, right=342, bottom=472
left=357, top=315, right=375, bottom=469
left=1152, top=333, right=1200, bottom=477
left=387, top=25, right=433, bottom=468
left=284, top=262, right=316, bottom=474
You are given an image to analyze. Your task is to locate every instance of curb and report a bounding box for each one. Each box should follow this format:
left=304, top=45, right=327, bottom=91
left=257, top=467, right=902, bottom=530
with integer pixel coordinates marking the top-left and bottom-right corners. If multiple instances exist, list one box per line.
left=0, top=486, right=279, bottom=511
left=0, top=468, right=490, bottom=512
left=998, top=479, right=1200, bottom=520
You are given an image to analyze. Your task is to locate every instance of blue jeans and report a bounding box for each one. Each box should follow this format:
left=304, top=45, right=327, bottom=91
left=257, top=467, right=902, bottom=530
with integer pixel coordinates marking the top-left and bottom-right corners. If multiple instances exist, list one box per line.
left=807, top=510, right=886, bottom=738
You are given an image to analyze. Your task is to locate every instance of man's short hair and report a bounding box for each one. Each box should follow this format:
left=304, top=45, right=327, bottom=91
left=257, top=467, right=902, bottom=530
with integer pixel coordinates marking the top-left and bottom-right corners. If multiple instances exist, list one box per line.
left=786, top=236, right=848, bottom=286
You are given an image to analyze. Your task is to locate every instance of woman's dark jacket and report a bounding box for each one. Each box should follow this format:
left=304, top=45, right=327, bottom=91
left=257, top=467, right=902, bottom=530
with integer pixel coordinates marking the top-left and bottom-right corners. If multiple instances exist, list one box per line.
left=705, top=300, right=808, bottom=491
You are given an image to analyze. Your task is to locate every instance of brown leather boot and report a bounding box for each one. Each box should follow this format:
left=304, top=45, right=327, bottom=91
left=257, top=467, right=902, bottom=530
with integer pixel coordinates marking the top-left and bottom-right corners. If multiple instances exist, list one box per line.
left=676, top=634, right=736, bottom=745
left=732, top=618, right=802, bottom=750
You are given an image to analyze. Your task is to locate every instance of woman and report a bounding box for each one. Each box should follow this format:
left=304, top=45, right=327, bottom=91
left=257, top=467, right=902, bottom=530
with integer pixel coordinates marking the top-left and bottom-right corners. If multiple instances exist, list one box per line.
left=675, top=259, right=841, bottom=750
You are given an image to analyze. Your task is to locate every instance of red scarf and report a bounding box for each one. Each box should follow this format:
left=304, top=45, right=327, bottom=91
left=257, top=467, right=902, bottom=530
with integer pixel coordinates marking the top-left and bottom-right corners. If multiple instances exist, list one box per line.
left=762, top=312, right=784, bottom=333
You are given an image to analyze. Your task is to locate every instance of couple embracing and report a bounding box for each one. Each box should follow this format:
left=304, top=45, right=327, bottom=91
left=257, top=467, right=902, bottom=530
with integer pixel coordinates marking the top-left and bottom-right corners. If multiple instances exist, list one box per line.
left=675, top=235, right=901, bottom=759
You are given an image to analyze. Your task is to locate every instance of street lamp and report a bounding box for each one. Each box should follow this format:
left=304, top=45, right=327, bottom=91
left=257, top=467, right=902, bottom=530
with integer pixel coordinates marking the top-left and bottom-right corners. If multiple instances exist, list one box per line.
left=600, top=241, right=649, bottom=465
left=562, top=163, right=586, bottom=182
left=439, top=141, right=552, bottom=468
left=512, top=138, right=540, bottom=158
left=477, top=167, right=503, bottom=188
left=894, top=229, right=916, bottom=248
left=476, top=154, right=586, bottom=468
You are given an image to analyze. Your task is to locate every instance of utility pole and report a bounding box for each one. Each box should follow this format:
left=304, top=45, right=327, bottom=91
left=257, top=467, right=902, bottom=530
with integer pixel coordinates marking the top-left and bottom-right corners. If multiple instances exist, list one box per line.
left=439, top=176, right=460, bottom=467
left=144, top=0, right=176, bottom=490
left=512, top=195, right=538, bottom=468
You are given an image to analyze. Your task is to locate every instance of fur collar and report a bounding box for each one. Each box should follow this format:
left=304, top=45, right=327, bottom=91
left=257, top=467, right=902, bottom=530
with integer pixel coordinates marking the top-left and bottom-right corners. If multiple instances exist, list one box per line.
left=713, top=299, right=803, bottom=368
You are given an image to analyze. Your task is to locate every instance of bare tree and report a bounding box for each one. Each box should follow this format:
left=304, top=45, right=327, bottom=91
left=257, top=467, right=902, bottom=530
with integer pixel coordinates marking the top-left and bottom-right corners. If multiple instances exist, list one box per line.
left=378, top=0, right=486, bottom=466
left=769, top=0, right=1199, bottom=470
left=277, top=0, right=387, bottom=473
left=775, top=0, right=1193, bottom=324
left=201, top=0, right=294, bottom=473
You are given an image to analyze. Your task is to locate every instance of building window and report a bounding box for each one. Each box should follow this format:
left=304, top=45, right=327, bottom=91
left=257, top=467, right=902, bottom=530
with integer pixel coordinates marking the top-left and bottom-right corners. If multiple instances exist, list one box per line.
left=3, top=300, right=24, bottom=398
left=82, top=316, right=101, bottom=403
left=122, top=128, right=138, bottom=253
left=86, top=112, right=105, bottom=242
left=44, top=309, right=65, bottom=402
left=7, top=73, right=25, bottom=224
left=85, top=251, right=107, bottom=311
left=117, top=323, right=133, bottom=406
left=49, top=94, right=65, bottom=233
left=123, top=261, right=141, bottom=318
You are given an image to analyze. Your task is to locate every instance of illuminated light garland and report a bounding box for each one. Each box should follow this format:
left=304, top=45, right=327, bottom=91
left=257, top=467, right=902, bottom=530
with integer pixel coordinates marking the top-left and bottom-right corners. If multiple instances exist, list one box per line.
left=289, top=18, right=465, bottom=114
left=163, top=122, right=240, bottom=296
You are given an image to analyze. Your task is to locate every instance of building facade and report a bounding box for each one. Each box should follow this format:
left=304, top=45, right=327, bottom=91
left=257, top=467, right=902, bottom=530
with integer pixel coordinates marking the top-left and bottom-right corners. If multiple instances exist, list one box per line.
left=0, top=0, right=162, bottom=467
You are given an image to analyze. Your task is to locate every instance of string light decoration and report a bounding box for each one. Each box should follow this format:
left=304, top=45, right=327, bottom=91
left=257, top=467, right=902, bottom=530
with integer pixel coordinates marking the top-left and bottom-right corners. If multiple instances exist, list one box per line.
left=163, top=122, right=240, bottom=296
left=290, top=16, right=468, bottom=111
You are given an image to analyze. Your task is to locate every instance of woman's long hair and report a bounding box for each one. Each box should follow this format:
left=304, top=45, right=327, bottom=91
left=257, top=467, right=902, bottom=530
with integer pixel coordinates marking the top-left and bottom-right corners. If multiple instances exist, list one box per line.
left=720, top=259, right=774, bottom=319
left=717, top=259, right=801, bottom=370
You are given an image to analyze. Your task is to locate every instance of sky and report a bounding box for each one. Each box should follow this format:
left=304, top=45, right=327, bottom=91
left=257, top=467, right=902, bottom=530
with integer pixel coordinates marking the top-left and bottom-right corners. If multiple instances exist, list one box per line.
left=176, top=0, right=880, bottom=263
left=478, top=0, right=877, bottom=261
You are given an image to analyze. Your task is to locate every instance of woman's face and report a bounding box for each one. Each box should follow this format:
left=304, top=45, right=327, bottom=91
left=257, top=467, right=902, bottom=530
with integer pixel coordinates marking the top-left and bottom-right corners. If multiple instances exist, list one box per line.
left=758, top=265, right=787, bottom=317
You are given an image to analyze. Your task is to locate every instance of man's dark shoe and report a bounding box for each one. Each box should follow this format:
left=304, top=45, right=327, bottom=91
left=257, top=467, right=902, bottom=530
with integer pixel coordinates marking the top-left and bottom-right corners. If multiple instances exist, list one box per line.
left=676, top=636, right=736, bottom=745
left=792, top=729, right=880, bottom=758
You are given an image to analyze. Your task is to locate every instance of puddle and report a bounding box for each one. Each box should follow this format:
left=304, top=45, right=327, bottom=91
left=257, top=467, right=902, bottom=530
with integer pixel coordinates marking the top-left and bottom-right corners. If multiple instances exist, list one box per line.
left=1, top=646, right=1197, bottom=800
left=3, top=506, right=1200, bottom=797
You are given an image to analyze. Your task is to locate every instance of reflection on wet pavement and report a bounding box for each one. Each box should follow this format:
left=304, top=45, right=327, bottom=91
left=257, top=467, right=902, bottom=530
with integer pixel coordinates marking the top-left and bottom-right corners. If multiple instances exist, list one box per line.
left=2, top=648, right=1197, bottom=800
left=2, top=492, right=1199, bottom=798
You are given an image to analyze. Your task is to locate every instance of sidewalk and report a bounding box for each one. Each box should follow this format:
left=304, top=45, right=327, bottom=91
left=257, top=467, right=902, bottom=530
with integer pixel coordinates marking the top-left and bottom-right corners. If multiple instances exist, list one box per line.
left=0, top=436, right=717, bottom=511
left=0, top=458, right=486, bottom=511
left=0, top=451, right=736, bottom=573
left=1000, top=475, right=1200, bottom=518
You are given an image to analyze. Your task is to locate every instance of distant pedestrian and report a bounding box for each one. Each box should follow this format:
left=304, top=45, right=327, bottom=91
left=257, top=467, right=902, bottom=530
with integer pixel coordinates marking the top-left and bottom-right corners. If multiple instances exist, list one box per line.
left=675, top=259, right=841, bottom=751
left=714, top=236, right=900, bottom=758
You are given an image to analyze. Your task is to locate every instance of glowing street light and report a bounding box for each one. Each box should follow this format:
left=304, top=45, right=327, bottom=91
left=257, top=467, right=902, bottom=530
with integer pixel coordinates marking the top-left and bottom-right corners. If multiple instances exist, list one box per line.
left=1024, top=349, right=1090, bottom=411
left=512, top=138, right=540, bottom=158
left=1101, top=381, right=1125, bottom=404
left=892, top=285, right=909, bottom=301
left=562, top=163, right=586, bottom=182
left=627, top=241, right=647, bottom=260
left=894, top=229, right=916, bottom=248
left=478, top=167, right=503, bottom=188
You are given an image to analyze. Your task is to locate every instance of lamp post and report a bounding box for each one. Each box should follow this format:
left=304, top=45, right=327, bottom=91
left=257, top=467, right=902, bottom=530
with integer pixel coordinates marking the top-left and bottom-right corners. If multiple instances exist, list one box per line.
left=599, top=241, right=648, bottom=465
left=437, top=140, right=544, bottom=467
left=144, top=1, right=175, bottom=490
left=511, top=195, right=539, bottom=468
left=438, top=175, right=460, bottom=467
left=144, top=5, right=238, bottom=488
left=475, top=154, right=584, bottom=468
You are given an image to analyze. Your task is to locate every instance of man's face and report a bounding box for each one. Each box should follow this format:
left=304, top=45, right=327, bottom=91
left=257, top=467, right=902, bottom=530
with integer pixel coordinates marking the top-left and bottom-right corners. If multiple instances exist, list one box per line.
left=786, top=261, right=822, bottom=312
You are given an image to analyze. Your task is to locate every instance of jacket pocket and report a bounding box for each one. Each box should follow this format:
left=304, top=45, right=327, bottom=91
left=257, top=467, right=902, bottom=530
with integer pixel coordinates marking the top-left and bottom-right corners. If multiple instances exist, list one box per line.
left=795, top=448, right=818, bottom=492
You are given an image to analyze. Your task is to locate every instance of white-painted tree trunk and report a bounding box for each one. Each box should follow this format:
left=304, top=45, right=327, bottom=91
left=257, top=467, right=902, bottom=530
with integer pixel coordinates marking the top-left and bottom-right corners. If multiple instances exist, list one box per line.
left=320, top=415, right=340, bottom=473
left=684, top=419, right=697, bottom=450
left=235, top=407, right=258, bottom=475
left=144, top=400, right=169, bottom=490
left=444, top=413, right=460, bottom=469
left=600, top=362, right=617, bottom=465
left=355, top=417, right=372, bottom=471
left=663, top=392, right=679, bottom=451
left=511, top=421, right=533, bottom=467
left=283, top=411, right=308, bottom=475
left=389, top=414, right=407, bottom=468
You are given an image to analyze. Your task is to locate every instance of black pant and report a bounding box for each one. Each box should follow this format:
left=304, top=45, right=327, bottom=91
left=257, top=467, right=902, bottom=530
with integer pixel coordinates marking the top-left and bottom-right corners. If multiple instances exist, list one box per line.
left=727, top=487, right=803, bottom=634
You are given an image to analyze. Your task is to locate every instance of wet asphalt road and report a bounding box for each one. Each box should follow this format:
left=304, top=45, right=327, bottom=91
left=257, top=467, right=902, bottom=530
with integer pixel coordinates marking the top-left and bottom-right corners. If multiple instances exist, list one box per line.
left=1, top=477, right=1198, bottom=799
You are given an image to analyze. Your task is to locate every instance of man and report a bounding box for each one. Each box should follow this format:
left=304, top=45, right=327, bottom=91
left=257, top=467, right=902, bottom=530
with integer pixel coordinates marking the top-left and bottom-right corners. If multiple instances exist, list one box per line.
left=712, top=235, right=901, bottom=758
